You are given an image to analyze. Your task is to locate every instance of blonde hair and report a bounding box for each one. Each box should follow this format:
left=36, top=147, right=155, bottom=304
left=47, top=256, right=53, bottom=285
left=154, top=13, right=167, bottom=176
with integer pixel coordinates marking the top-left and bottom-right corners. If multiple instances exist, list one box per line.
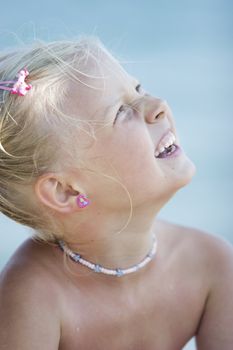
left=0, top=37, right=133, bottom=243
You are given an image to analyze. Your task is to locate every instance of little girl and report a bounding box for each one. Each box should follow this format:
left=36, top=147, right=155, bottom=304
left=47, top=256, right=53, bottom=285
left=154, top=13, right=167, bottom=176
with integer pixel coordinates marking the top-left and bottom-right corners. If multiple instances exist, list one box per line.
left=0, top=37, right=232, bottom=350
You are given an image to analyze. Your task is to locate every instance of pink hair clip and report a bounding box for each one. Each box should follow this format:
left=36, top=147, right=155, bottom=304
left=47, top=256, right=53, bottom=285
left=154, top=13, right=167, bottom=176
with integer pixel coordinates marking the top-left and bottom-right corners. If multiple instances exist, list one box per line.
left=0, top=68, right=32, bottom=96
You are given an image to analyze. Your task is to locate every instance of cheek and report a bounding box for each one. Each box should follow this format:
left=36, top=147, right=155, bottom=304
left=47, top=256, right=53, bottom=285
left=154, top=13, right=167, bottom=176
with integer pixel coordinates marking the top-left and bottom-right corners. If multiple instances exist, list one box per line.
left=93, top=125, right=156, bottom=176
left=114, top=139, right=156, bottom=179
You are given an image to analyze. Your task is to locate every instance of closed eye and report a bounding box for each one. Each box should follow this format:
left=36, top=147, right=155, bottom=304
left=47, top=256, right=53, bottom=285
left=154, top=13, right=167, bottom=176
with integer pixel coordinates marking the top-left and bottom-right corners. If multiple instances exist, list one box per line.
left=114, top=83, right=145, bottom=123
left=135, top=84, right=144, bottom=94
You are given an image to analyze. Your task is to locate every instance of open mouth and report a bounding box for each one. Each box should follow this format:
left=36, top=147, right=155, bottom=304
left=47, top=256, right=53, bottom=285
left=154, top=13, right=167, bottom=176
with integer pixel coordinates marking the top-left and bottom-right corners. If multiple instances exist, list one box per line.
left=154, top=130, right=180, bottom=159
left=155, top=144, right=178, bottom=158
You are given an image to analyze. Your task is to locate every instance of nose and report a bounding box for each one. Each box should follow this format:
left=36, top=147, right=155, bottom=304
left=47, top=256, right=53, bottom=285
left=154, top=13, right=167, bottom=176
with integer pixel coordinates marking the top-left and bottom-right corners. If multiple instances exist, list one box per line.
left=143, top=96, right=169, bottom=124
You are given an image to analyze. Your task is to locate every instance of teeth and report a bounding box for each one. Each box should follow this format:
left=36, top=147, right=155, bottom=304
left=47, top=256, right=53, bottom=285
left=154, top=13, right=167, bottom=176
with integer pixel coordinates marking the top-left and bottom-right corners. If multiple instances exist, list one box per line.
left=159, top=146, right=165, bottom=153
left=155, top=131, right=176, bottom=157
left=164, top=142, right=171, bottom=148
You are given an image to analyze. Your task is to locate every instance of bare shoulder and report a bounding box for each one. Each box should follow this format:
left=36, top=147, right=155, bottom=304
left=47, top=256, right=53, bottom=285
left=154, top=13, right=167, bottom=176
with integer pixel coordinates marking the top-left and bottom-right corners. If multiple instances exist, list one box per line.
left=2, top=238, right=52, bottom=280
left=156, top=217, right=233, bottom=281
left=0, top=237, right=63, bottom=301
left=0, top=238, right=61, bottom=349
left=156, top=218, right=233, bottom=349
left=156, top=217, right=233, bottom=266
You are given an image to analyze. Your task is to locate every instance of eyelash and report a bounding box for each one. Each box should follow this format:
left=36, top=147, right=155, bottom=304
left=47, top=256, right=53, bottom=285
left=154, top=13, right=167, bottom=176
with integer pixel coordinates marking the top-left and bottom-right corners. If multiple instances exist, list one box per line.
left=115, top=84, right=144, bottom=121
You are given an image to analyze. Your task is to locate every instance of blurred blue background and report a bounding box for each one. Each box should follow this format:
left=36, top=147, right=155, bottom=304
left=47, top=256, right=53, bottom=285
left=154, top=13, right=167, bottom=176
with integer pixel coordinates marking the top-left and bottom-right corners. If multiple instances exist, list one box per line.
left=0, top=1, right=232, bottom=348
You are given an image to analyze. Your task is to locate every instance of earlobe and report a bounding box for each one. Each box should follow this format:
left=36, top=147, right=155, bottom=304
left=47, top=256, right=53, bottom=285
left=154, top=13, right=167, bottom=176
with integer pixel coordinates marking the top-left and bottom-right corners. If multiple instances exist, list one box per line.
left=34, top=173, right=78, bottom=214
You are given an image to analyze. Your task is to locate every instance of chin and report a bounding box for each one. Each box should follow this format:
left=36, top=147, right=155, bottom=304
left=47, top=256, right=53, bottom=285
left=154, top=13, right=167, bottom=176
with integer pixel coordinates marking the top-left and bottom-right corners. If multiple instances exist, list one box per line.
left=172, top=155, right=196, bottom=189
left=146, top=156, right=196, bottom=206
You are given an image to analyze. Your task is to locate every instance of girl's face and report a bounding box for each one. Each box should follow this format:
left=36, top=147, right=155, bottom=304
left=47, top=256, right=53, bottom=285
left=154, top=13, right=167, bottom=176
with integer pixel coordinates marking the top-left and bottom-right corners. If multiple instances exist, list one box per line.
left=66, top=51, right=196, bottom=212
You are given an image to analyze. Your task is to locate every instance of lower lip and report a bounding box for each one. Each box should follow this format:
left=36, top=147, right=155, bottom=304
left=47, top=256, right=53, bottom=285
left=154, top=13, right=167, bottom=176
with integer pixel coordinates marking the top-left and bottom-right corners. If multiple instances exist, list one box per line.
left=155, top=145, right=182, bottom=159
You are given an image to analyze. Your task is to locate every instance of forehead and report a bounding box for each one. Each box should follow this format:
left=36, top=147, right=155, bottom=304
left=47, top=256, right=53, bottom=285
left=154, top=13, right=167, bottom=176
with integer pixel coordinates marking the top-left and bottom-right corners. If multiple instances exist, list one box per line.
left=64, top=50, right=137, bottom=120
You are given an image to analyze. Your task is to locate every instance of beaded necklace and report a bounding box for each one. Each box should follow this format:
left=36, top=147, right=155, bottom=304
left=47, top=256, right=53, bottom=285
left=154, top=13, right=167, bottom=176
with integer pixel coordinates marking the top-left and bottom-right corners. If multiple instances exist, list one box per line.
left=57, top=234, right=157, bottom=277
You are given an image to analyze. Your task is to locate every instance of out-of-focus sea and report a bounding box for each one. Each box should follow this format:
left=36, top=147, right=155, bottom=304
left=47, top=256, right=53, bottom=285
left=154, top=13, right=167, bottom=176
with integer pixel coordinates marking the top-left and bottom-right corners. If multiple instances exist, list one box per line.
left=0, top=1, right=232, bottom=349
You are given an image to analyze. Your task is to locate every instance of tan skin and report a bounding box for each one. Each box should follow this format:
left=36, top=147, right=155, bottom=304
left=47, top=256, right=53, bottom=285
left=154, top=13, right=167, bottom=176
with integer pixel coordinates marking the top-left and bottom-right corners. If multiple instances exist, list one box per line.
left=0, top=48, right=233, bottom=349
left=1, top=218, right=233, bottom=349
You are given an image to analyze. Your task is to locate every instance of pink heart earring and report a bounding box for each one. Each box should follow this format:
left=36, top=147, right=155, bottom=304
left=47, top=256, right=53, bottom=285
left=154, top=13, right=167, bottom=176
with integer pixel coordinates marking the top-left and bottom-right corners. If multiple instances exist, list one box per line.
left=76, top=194, right=90, bottom=208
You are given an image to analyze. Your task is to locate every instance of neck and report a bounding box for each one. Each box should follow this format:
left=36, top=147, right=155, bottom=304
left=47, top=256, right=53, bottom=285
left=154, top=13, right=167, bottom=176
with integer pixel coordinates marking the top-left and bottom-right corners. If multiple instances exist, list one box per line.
left=60, top=203, right=163, bottom=274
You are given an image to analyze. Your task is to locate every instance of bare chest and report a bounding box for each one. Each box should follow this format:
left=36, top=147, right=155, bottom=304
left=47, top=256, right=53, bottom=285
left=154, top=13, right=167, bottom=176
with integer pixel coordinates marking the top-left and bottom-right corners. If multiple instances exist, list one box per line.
left=56, top=221, right=208, bottom=350
left=58, top=272, right=205, bottom=350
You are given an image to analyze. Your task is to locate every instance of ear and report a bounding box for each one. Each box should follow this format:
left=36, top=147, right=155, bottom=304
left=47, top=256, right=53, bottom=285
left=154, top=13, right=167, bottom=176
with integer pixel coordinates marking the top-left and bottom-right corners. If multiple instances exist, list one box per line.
left=34, top=173, right=81, bottom=214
